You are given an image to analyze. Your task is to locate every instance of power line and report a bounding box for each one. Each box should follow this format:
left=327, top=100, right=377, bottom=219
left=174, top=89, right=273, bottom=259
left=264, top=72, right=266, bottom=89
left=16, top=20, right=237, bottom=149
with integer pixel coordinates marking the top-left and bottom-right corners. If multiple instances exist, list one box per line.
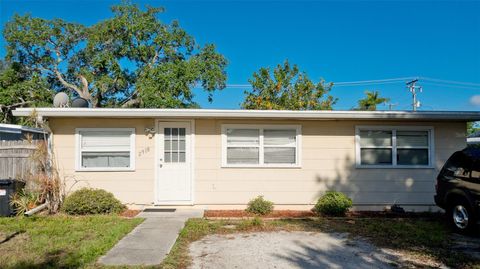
left=420, top=77, right=480, bottom=87
left=331, top=80, right=409, bottom=87
left=332, top=77, right=416, bottom=85
left=195, top=77, right=480, bottom=89
left=421, top=81, right=480, bottom=90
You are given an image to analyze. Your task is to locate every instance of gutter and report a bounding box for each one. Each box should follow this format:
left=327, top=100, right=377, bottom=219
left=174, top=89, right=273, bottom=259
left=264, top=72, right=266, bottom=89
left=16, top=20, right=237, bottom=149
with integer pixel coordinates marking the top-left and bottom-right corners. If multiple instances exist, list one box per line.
left=12, top=108, right=480, bottom=121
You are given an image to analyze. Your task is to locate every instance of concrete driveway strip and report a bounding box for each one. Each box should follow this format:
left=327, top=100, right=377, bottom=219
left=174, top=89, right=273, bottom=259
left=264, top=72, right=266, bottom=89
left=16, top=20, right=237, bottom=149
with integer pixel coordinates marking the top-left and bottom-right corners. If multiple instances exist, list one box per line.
left=98, top=209, right=204, bottom=266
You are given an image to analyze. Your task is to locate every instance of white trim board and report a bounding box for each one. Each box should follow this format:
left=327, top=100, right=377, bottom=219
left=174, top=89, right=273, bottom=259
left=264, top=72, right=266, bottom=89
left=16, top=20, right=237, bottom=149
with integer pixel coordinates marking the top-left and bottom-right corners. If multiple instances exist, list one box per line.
left=12, top=108, right=480, bottom=121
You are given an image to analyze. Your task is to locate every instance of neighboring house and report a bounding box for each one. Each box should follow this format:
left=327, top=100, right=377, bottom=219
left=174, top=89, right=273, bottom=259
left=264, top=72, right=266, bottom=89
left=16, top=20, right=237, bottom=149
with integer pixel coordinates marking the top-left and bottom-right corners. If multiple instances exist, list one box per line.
left=0, top=123, right=47, bottom=141
left=12, top=108, right=480, bottom=211
left=467, top=131, right=480, bottom=145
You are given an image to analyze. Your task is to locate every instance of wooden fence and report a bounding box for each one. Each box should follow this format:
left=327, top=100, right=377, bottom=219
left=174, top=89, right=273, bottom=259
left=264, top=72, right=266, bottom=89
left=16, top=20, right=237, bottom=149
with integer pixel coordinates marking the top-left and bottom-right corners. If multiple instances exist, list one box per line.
left=0, top=140, right=39, bottom=180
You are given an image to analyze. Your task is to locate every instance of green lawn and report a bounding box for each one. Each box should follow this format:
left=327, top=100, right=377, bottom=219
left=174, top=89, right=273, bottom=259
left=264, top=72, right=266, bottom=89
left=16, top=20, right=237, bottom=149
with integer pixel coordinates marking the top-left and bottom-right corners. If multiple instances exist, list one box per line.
left=0, top=215, right=143, bottom=269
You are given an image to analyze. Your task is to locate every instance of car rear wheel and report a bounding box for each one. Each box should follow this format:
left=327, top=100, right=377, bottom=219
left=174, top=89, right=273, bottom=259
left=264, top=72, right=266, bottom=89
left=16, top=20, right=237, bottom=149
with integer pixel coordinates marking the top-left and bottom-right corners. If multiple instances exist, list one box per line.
left=448, top=199, right=476, bottom=234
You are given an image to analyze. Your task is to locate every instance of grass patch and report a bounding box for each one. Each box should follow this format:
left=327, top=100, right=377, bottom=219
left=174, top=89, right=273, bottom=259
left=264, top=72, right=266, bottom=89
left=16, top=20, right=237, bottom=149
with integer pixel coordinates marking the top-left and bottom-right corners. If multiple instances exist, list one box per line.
left=0, top=215, right=143, bottom=269
left=163, top=216, right=479, bottom=269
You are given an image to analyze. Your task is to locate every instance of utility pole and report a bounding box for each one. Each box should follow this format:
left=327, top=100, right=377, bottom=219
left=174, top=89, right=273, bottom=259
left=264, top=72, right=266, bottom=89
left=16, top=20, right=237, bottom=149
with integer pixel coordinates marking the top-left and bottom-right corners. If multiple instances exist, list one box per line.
left=406, top=79, right=422, bottom=111
left=386, top=103, right=398, bottom=110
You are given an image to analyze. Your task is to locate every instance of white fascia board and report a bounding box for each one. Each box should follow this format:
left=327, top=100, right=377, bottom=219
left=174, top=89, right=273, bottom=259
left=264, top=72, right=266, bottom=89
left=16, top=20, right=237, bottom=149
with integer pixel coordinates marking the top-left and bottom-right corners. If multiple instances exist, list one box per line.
left=0, top=123, right=47, bottom=134
left=11, top=107, right=480, bottom=121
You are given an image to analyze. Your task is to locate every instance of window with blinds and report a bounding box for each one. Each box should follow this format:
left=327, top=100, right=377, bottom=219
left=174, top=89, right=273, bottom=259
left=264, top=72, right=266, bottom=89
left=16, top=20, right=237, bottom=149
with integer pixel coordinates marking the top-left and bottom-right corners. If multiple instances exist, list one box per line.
left=356, top=127, right=433, bottom=167
left=76, top=128, right=135, bottom=170
left=223, top=125, right=300, bottom=167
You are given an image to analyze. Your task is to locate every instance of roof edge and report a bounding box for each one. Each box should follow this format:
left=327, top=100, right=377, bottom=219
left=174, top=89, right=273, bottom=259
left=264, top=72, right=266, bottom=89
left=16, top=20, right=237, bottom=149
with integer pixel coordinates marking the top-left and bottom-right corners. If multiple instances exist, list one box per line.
left=11, top=108, right=480, bottom=121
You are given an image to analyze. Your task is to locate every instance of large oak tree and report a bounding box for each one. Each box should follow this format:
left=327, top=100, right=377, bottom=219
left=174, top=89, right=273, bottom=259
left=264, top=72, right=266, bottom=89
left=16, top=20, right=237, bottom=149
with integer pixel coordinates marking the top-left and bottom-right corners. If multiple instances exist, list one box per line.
left=3, top=2, right=227, bottom=108
left=0, top=61, right=52, bottom=123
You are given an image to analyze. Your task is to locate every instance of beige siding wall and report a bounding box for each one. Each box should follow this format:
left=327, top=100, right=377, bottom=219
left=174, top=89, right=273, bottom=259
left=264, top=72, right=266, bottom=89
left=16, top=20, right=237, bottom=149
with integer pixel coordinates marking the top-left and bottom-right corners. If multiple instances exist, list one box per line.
left=49, top=117, right=466, bottom=211
left=49, top=118, right=156, bottom=206
left=195, top=119, right=466, bottom=210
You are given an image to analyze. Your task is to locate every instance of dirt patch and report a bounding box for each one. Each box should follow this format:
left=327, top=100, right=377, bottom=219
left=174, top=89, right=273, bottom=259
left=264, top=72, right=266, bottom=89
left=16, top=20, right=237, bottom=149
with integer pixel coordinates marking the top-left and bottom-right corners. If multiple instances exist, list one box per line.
left=189, top=231, right=445, bottom=269
left=119, top=209, right=140, bottom=218
left=204, top=210, right=315, bottom=219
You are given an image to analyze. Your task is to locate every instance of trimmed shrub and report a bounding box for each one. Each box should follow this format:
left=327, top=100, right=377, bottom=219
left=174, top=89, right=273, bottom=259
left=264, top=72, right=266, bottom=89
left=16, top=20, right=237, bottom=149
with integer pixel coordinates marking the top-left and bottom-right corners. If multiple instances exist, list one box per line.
left=246, top=195, right=274, bottom=215
left=62, top=188, right=125, bottom=215
left=314, top=191, right=352, bottom=216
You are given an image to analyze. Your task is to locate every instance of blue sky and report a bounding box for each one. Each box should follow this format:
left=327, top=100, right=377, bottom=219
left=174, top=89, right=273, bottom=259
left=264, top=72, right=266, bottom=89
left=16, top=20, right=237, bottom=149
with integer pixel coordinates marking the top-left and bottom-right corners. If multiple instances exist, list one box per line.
left=1, top=0, right=479, bottom=111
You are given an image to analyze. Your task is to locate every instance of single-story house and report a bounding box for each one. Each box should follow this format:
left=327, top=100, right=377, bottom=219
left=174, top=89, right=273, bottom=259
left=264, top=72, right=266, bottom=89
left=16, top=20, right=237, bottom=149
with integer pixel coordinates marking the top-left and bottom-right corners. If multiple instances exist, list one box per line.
left=12, top=108, right=480, bottom=211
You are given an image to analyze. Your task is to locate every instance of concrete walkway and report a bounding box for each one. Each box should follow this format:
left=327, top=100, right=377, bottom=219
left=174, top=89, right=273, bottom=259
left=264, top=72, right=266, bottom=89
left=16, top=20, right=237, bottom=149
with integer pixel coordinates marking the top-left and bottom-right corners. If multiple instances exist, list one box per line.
left=98, top=209, right=204, bottom=266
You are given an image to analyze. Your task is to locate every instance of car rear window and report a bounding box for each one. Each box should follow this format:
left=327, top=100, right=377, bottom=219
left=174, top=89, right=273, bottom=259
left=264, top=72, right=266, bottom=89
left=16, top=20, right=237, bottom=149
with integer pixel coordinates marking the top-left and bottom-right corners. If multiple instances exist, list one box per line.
left=442, top=152, right=472, bottom=178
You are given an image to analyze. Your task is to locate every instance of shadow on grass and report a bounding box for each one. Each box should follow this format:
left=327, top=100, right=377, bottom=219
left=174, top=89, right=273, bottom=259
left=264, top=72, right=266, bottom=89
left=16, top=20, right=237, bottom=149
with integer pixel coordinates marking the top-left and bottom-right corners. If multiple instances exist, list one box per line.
left=6, top=250, right=65, bottom=269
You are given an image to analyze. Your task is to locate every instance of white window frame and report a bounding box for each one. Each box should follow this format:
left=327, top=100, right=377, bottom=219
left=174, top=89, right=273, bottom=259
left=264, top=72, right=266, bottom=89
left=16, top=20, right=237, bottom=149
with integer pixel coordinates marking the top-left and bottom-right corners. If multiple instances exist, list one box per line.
left=221, top=124, right=302, bottom=168
left=355, top=125, right=435, bottom=169
left=75, top=128, right=136, bottom=172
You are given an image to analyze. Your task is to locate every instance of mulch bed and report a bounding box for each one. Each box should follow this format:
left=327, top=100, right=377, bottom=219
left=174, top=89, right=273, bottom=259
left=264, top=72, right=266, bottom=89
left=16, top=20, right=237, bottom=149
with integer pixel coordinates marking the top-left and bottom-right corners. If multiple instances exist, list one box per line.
left=347, top=211, right=443, bottom=219
left=205, top=210, right=443, bottom=219
left=119, top=209, right=141, bottom=218
left=204, top=210, right=316, bottom=219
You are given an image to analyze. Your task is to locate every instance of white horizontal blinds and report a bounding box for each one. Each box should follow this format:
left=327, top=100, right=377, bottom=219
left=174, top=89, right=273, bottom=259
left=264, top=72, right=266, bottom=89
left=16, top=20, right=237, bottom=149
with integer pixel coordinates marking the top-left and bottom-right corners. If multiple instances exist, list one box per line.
left=227, top=129, right=260, bottom=145
left=80, top=130, right=131, bottom=168
left=81, top=131, right=131, bottom=151
left=264, top=129, right=296, bottom=164
left=164, top=128, right=186, bottom=163
left=396, top=131, right=428, bottom=147
left=359, top=130, right=392, bottom=165
left=396, top=131, right=429, bottom=165
left=359, top=130, right=392, bottom=147
left=226, top=129, right=259, bottom=164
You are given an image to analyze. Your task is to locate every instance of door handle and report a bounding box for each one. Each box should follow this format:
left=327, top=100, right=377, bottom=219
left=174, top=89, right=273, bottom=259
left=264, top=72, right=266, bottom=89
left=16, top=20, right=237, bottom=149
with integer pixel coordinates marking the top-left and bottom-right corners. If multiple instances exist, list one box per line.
left=159, top=163, right=163, bottom=168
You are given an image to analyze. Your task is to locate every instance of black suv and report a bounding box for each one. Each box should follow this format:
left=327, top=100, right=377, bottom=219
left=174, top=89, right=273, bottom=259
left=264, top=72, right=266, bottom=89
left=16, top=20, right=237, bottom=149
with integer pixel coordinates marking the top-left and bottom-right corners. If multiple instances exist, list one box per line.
left=435, top=147, right=480, bottom=233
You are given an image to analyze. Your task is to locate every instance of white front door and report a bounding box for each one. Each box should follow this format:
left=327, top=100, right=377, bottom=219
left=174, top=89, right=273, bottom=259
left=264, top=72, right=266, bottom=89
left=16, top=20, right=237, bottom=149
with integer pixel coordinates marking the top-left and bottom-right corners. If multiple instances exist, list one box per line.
left=156, top=121, right=192, bottom=204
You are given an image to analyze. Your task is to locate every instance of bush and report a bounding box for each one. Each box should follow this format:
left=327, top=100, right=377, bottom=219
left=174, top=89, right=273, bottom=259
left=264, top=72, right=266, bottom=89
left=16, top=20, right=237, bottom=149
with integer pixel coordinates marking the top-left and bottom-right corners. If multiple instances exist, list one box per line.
left=314, top=191, right=352, bottom=216
left=62, top=188, right=125, bottom=215
left=246, top=195, right=274, bottom=215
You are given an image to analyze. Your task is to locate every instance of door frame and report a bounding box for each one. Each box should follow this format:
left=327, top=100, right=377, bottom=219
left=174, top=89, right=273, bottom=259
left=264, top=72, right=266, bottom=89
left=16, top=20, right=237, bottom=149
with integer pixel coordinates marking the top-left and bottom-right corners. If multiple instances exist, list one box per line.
left=154, top=119, right=195, bottom=205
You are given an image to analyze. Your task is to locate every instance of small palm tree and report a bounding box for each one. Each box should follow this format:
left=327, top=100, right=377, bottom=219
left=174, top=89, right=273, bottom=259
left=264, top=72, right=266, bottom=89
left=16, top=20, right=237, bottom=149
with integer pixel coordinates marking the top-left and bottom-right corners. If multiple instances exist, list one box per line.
left=357, top=90, right=390, bottom=111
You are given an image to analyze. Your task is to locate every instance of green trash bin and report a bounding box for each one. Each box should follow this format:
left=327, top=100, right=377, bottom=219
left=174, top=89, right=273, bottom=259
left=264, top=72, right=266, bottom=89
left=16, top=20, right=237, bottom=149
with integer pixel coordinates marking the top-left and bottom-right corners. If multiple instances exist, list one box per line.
left=0, top=179, right=26, bottom=216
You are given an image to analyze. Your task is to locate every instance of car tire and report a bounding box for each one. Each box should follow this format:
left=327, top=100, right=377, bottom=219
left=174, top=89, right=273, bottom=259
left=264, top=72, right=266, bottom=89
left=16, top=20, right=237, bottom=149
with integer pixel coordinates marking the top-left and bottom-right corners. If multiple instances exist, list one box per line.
left=448, top=198, right=476, bottom=234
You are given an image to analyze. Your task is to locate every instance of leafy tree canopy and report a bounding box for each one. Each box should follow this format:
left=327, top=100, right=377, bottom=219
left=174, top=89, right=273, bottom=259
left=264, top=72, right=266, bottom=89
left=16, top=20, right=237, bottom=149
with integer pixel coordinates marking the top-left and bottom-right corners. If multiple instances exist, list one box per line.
left=356, top=90, right=389, bottom=111
left=242, top=60, right=336, bottom=110
left=0, top=60, right=52, bottom=124
left=3, top=1, right=227, bottom=108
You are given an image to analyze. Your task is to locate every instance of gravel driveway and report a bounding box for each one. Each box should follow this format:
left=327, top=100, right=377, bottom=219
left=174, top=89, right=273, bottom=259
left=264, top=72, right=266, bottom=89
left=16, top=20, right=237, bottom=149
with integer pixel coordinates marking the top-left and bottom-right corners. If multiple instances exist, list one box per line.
left=189, top=231, right=404, bottom=269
